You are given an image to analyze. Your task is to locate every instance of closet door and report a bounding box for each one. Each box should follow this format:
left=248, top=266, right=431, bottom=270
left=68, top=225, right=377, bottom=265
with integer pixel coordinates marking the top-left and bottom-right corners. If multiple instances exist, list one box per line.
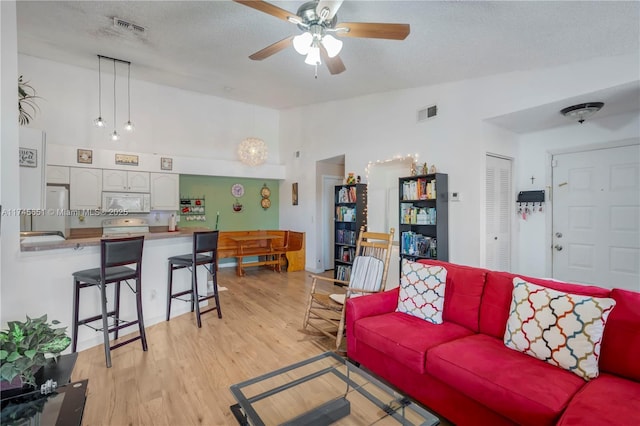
left=486, top=155, right=512, bottom=271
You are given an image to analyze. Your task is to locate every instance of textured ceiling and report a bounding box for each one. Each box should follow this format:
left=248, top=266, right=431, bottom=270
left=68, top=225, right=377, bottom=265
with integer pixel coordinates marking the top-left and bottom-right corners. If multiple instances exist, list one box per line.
left=15, top=1, right=640, bottom=111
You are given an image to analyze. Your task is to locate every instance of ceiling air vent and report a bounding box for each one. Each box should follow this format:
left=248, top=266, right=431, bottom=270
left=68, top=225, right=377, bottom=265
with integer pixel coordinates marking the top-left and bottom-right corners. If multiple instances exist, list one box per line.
left=113, top=17, right=146, bottom=34
left=417, top=104, right=438, bottom=123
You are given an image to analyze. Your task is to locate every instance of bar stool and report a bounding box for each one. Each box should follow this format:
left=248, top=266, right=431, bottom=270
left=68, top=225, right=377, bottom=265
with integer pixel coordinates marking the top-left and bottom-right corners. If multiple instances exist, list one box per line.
left=71, top=236, right=147, bottom=368
left=166, top=230, right=222, bottom=328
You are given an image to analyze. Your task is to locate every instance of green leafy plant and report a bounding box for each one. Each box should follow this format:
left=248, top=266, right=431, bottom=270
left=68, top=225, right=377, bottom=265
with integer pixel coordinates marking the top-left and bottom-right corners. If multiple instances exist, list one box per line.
left=0, top=315, right=71, bottom=387
left=18, top=75, right=40, bottom=126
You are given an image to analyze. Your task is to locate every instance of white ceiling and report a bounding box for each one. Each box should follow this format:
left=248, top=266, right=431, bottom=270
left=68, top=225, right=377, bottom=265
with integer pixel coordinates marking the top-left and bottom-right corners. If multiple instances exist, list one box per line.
left=15, top=0, right=640, bottom=114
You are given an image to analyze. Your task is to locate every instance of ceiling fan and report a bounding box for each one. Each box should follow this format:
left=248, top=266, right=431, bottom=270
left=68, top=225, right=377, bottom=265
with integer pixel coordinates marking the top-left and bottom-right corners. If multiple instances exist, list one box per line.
left=233, top=0, right=410, bottom=75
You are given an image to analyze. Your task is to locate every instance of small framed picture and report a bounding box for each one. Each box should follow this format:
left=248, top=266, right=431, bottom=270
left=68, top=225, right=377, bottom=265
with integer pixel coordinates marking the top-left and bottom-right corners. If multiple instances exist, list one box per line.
left=161, top=157, right=173, bottom=171
left=292, top=182, right=299, bottom=206
left=77, top=149, right=93, bottom=164
left=19, top=147, right=37, bottom=167
left=115, top=153, right=139, bottom=166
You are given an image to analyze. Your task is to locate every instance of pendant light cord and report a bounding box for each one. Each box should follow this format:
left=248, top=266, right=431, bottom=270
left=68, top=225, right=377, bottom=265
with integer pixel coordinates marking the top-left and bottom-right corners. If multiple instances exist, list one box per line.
left=127, top=63, right=131, bottom=121
left=97, top=56, right=102, bottom=117
left=113, top=59, right=117, bottom=131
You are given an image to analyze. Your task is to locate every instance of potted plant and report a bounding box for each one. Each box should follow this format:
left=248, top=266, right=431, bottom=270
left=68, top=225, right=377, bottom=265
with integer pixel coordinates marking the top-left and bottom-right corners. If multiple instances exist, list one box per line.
left=18, top=75, right=40, bottom=126
left=0, top=315, right=71, bottom=389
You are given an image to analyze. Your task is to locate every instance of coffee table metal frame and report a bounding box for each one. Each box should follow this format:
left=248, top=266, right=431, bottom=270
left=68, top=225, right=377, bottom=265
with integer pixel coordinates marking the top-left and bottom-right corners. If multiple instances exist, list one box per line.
left=230, top=351, right=439, bottom=426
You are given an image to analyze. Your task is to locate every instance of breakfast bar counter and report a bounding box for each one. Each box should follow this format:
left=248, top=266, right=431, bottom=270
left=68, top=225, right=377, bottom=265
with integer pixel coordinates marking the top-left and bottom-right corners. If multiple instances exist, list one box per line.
left=20, top=228, right=209, bottom=252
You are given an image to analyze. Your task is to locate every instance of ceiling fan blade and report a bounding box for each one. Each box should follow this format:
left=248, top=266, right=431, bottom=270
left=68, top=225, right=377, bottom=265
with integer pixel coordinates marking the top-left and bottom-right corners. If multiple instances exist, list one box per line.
left=316, top=0, right=344, bottom=22
left=335, top=22, right=410, bottom=40
left=249, top=36, right=294, bottom=61
left=233, top=0, right=297, bottom=22
left=320, top=44, right=346, bottom=75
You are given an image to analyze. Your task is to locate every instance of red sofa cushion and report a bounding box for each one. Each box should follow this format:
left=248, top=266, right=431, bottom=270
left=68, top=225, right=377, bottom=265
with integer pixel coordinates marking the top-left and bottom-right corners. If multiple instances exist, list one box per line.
left=479, top=271, right=612, bottom=339
left=599, top=288, right=640, bottom=381
left=427, top=334, right=585, bottom=426
left=417, top=260, right=487, bottom=332
left=557, top=374, right=640, bottom=426
left=354, top=311, right=474, bottom=374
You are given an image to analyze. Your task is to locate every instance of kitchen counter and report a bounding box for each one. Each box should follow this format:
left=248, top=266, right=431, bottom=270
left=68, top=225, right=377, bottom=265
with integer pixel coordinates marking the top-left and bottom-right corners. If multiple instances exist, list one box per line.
left=20, top=228, right=211, bottom=252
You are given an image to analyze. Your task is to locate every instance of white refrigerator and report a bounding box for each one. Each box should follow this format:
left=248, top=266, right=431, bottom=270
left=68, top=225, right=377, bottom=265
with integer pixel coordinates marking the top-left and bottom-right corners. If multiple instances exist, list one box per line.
left=32, top=186, right=70, bottom=238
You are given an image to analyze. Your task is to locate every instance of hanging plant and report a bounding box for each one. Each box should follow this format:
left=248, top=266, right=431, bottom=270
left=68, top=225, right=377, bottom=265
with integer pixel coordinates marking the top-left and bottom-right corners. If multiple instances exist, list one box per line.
left=18, top=75, right=40, bottom=126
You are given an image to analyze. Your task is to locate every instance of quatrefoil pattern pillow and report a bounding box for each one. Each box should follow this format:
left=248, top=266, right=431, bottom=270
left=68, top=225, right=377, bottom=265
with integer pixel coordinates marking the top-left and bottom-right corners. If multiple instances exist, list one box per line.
left=396, top=259, right=447, bottom=324
left=504, top=277, right=616, bottom=380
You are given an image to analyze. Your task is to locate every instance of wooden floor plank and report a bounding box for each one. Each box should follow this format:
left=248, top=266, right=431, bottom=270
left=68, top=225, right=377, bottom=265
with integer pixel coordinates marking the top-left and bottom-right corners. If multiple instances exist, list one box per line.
left=72, top=268, right=338, bottom=425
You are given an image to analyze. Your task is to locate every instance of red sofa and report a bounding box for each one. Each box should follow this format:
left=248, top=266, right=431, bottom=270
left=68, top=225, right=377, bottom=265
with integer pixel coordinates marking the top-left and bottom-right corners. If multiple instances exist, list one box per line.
left=346, top=260, right=640, bottom=425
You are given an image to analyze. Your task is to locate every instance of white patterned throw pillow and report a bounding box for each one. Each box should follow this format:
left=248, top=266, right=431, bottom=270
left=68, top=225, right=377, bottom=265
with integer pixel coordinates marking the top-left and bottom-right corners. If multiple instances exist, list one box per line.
left=396, top=259, right=447, bottom=324
left=504, top=277, right=616, bottom=380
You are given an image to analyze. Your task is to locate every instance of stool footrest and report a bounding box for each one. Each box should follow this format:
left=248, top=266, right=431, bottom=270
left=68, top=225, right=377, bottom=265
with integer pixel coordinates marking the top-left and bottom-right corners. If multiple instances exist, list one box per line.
left=110, top=335, right=143, bottom=351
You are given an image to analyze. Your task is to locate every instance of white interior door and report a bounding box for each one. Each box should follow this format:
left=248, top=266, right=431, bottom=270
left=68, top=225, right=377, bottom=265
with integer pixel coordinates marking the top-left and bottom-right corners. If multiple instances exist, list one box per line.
left=486, top=154, right=512, bottom=271
left=552, top=144, right=639, bottom=291
left=322, top=175, right=343, bottom=271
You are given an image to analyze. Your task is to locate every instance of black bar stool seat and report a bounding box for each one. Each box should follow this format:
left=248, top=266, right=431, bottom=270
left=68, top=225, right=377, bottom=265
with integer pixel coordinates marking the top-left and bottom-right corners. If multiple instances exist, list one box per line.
left=71, top=236, right=147, bottom=368
left=167, top=230, right=222, bottom=328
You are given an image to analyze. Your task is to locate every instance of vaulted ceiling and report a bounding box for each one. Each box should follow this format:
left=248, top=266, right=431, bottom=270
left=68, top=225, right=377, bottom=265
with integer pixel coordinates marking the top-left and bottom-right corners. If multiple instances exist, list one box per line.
left=16, top=1, right=640, bottom=111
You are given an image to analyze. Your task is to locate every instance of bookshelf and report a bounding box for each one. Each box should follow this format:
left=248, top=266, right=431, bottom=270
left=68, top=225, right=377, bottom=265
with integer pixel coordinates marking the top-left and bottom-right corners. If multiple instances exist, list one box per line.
left=334, top=183, right=367, bottom=282
left=399, top=173, right=448, bottom=271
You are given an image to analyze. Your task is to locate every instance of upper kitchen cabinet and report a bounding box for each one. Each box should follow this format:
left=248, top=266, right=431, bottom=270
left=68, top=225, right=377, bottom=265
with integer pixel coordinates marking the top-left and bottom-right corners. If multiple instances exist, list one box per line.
left=70, top=167, right=102, bottom=210
left=19, top=128, right=46, bottom=209
left=150, top=173, right=179, bottom=211
left=46, top=165, right=70, bottom=184
left=103, top=170, right=150, bottom=192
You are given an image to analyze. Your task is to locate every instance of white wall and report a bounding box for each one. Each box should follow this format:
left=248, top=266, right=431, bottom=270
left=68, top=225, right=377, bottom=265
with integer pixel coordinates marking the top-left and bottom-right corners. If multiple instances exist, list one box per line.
left=18, top=54, right=281, bottom=167
left=279, top=53, right=640, bottom=274
left=515, top=112, right=640, bottom=278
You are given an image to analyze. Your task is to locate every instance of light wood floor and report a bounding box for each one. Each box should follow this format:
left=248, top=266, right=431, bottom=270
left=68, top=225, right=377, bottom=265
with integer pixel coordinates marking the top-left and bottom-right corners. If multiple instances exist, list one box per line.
left=71, top=267, right=338, bottom=426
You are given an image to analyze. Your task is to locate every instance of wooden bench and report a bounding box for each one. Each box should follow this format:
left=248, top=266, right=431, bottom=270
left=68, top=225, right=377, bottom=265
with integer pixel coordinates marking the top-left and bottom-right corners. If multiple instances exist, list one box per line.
left=217, top=230, right=305, bottom=275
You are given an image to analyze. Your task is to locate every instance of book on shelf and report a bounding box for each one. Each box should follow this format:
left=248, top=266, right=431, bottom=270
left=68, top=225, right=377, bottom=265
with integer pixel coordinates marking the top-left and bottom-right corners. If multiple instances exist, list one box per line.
left=336, top=265, right=352, bottom=281
left=336, top=206, right=356, bottom=222
left=337, top=186, right=358, bottom=203
left=401, top=231, right=435, bottom=257
left=402, top=178, right=437, bottom=200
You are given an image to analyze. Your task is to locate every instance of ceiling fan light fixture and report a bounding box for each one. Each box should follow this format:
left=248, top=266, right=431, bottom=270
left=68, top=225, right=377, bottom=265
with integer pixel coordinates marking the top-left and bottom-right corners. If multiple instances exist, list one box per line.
left=321, top=34, right=343, bottom=58
left=293, top=31, right=313, bottom=55
left=560, top=102, right=604, bottom=124
left=305, top=46, right=321, bottom=65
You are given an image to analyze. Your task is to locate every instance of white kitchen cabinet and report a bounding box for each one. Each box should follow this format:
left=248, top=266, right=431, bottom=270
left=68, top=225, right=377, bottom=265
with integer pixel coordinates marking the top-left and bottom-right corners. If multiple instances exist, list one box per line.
left=46, top=165, right=70, bottom=184
left=150, top=173, right=179, bottom=211
left=70, top=167, right=102, bottom=210
left=103, top=170, right=150, bottom=192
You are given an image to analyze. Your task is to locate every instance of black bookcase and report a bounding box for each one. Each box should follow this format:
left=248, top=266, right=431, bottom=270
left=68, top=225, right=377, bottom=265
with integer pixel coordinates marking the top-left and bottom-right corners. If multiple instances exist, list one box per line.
left=334, top=183, right=367, bottom=282
left=398, top=173, right=448, bottom=272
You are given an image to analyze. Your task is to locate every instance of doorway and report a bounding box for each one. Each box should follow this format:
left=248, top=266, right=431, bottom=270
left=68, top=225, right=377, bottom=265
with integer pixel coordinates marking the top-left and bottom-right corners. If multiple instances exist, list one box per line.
left=486, top=154, right=513, bottom=271
left=322, top=175, right=344, bottom=270
left=551, top=143, right=639, bottom=291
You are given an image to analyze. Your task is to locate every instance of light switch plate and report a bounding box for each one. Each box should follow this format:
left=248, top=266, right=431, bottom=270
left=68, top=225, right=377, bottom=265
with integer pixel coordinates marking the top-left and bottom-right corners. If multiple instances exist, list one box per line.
left=451, top=192, right=461, bottom=202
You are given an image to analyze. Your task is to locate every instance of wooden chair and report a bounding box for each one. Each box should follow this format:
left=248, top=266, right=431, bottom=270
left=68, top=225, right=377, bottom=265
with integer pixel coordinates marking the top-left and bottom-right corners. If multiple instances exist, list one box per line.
left=302, top=227, right=394, bottom=350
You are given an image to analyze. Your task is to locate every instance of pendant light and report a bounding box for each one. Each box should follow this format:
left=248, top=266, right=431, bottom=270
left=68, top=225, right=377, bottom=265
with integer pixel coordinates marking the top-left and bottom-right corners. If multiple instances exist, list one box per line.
left=93, top=56, right=106, bottom=128
left=124, top=62, right=134, bottom=132
left=111, top=58, right=120, bottom=141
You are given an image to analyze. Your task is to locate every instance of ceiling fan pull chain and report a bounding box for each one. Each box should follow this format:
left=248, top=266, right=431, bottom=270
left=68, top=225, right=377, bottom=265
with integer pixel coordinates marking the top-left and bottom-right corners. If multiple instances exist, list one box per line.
left=314, top=63, right=318, bottom=79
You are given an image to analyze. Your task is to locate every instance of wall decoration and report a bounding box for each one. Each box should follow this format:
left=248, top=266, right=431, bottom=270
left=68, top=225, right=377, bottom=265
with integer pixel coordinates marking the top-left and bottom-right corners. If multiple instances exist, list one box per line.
left=292, top=182, right=299, bottom=206
left=161, top=157, right=173, bottom=171
left=115, top=153, right=139, bottom=166
left=231, top=183, right=245, bottom=198
left=261, top=183, right=272, bottom=210
left=233, top=199, right=244, bottom=212
left=77, top=149, right=93, bottom=164
left=19, top=147, right=37, bottom=168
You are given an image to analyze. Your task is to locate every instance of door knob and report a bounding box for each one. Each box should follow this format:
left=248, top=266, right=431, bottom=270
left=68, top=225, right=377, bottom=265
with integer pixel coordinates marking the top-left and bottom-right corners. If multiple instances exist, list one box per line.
left=555, top=232, right=563, bottom=238
left=554, top=244, right=563, bottom=251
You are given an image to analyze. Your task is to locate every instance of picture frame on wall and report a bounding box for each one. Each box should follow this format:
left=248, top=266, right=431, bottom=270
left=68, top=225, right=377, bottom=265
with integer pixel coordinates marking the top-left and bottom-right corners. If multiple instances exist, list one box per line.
left=292, top=182, right=299, bottom=206
left=161, top=157, right=173, bottom=171
left=19, top=147, right=37, bottom=168
left=115, top=153, right=139, bottom=166
left=77, top=149, right=93, bottom=164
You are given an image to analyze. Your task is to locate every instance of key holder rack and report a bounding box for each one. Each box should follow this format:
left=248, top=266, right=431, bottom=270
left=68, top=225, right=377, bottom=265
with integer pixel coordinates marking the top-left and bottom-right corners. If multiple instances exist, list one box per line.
left=517, top=190, right=545, bottom=220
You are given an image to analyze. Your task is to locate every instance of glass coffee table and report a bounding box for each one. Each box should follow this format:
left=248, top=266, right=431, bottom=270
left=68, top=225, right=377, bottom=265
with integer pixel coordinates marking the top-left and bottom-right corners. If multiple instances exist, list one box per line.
left=230, top=352, right=439, bottom=425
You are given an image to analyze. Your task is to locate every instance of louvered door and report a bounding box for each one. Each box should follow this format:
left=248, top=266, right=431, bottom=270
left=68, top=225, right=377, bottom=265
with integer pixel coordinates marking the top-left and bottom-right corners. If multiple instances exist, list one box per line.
left=486, top=155, right=512, bottom=271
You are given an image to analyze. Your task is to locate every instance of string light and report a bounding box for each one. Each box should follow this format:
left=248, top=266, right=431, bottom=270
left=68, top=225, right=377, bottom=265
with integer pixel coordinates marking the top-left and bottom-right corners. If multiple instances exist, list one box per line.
left=365, top=153, right=420, bottom=181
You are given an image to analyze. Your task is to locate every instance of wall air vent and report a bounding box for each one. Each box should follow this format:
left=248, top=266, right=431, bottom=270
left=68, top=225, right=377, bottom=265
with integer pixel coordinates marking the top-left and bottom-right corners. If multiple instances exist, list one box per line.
left=417, top=104, right=438, bottom=123
left=113, top=17, right=146, bottom=34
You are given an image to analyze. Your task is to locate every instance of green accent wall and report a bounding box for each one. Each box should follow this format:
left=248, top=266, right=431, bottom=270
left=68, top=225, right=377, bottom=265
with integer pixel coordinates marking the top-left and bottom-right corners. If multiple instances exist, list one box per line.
left=178, top=175, right=279, bottom=231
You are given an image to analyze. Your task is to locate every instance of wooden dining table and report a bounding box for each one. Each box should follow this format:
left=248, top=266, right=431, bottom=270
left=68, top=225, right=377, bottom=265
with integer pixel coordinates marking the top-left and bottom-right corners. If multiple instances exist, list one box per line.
left=228, top=235, right=283, bottom=276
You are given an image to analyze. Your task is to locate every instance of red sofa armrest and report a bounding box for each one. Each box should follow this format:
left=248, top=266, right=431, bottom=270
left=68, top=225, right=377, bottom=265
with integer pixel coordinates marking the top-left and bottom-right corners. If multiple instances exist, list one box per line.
left=346, top=288, right=399, bottom=358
